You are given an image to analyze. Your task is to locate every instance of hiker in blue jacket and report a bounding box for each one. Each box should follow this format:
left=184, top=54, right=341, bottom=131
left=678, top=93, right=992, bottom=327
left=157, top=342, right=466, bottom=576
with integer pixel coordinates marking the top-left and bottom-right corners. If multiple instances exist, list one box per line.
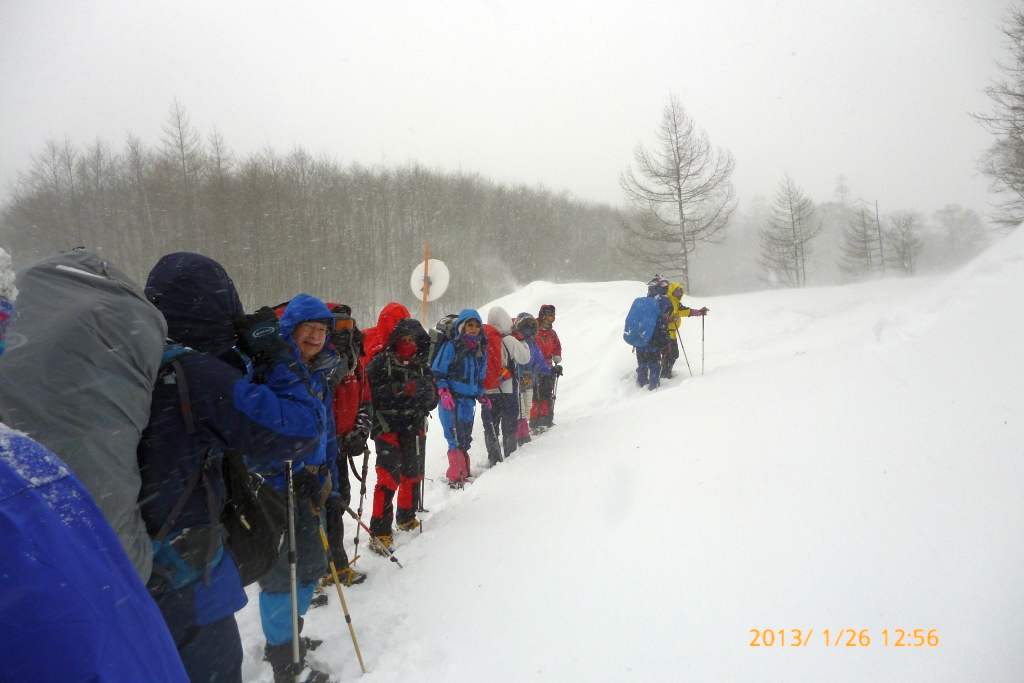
left=140, top=253, right=326, bottom=683
left=254, top=294, right=341, bottom=683
left=432, top=308, right=487, bottom=486
left=636, top=276, right=674, bottom=390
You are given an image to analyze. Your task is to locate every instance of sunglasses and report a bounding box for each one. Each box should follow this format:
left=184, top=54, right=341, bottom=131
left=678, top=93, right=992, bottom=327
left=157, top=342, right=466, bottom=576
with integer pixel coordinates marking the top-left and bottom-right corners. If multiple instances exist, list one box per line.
left=332, top=317, right=354, bottom=333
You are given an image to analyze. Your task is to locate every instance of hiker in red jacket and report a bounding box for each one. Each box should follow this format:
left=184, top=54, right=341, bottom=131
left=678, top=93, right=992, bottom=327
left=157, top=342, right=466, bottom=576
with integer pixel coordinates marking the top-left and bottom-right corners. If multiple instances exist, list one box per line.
left=530, top=304, right=562, bottom=433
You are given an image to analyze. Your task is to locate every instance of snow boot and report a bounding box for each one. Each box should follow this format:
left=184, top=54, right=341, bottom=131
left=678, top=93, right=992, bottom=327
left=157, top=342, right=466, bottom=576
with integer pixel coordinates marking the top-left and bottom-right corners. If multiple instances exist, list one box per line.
left=322, top=566, right=367, bottom=587
left=264, top=640, right=331, bottom=683
left=516, top=418, right=531, bottom=444
left=397, top=518, right=420, bottom=532
left=370, top=534, right=393, bottom=556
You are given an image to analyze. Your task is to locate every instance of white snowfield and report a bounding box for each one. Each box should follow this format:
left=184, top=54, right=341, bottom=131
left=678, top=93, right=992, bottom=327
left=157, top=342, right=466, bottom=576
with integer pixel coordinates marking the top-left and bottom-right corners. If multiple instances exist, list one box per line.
left=237, top=228, right=1024, bottom=682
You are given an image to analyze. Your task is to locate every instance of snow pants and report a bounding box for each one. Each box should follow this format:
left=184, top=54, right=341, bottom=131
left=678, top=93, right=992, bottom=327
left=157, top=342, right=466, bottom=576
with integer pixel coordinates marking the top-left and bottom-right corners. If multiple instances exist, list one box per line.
left=482, top=392, right=519, bottom=463
left=439, top=397, right=476, bottom=451
left=257, top=499, right=327, bottom=646
left=662, top=338, right=680, bottom=377
left=531, top=374, right=555, bottom=428
left=370, top=434, right=423, bottom=536
left=636, top=346, right=663, bottom=389
left=159, top=608, right=242, bottom=683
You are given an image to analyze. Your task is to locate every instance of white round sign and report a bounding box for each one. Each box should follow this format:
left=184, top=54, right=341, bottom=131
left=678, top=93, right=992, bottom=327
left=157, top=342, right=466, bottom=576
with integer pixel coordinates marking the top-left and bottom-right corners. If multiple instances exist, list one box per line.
left=410, top=258, right=450, bottom=302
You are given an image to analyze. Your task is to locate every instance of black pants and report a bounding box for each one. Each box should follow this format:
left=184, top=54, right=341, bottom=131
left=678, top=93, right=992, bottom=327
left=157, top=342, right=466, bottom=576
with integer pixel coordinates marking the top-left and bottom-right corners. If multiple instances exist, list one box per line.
left=532, top=374, right=556, bottom=428
left=662, top=338, right=680, bottom=377
left=482, top=393, right=519, bottom=463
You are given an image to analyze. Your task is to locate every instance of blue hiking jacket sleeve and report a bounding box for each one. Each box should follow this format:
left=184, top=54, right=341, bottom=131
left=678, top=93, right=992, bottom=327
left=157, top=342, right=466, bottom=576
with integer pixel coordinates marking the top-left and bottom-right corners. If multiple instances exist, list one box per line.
left=0, top=425, right=190, bottom=683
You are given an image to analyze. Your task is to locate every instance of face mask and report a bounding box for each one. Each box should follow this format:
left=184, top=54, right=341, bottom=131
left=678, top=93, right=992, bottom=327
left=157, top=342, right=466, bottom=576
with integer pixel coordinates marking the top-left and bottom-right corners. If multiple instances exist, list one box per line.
left=395, top=338, right=417, bottom=359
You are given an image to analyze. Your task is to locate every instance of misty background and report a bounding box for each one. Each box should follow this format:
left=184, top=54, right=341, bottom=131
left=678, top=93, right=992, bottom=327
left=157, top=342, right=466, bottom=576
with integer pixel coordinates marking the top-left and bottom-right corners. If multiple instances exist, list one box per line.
left=0, top=0, right=1015, bottom=320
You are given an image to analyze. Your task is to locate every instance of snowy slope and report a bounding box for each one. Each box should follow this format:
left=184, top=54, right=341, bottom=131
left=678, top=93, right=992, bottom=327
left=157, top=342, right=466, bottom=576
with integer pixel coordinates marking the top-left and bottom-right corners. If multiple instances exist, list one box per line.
left=237, top=229, right=1024, bottom=682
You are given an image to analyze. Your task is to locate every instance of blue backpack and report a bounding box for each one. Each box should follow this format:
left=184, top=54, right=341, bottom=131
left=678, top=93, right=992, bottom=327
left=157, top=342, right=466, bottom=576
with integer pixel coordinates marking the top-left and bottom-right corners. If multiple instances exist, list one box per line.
left=623, top=297, right=661, bottom=347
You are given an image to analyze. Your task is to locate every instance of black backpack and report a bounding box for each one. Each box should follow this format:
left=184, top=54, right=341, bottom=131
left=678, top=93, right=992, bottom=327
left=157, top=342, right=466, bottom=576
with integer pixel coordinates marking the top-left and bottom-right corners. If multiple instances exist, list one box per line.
left=157, top=345, right=287, bottom=589
left=427, top=313, right=459, bottom=366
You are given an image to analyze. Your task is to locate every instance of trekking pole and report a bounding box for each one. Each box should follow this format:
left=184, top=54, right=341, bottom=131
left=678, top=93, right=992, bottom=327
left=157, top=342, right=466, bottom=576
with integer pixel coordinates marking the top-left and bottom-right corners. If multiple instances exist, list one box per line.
left=416, top=415, right=429, bottom=515
left=313, top=504, right=367, bottom=673
left=351, top=445, right=370, bottom=563
left=701, top=315, right=705, bottom=375
left=677, top=334, right=693, bottom=378
left=345, top=506, right=403, bottom=568
left=284, top=462, right=301, bottom=683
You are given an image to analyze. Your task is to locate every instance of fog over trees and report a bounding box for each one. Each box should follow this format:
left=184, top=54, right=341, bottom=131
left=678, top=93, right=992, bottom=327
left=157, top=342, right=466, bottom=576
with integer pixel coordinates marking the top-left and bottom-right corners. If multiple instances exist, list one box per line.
left=0, top=102, right=631, bottom=321
left=0, top=78, right=1010, bottom=317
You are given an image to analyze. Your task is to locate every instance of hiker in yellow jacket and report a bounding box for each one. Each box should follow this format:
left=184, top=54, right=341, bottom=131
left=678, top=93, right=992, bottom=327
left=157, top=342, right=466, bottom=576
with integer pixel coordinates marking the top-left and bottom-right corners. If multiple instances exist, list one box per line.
left=662, top=282, right=708, bottom=379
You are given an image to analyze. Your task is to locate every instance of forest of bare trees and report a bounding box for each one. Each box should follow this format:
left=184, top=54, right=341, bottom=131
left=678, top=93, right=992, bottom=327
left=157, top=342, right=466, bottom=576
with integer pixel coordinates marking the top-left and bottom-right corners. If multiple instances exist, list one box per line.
left=0, top=103, right=631, bottom=322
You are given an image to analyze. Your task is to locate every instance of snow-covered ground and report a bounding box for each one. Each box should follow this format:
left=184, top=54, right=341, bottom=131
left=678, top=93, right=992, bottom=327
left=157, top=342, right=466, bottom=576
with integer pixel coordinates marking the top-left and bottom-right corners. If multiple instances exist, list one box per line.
left=237, top=229, right=1024, bottom=682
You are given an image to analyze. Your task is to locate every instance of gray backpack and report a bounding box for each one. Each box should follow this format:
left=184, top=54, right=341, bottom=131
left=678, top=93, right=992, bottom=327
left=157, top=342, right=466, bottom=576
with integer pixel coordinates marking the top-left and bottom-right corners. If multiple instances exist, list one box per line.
left=0, top=250, right=166, bottom=582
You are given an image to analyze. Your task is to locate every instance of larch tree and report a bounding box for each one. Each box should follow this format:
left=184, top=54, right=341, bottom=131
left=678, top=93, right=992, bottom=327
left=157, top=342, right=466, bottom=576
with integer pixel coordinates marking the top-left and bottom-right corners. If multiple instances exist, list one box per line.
left=758, top=175, right=821, bottom=287
left=839, top=205, right=884, bottom=279
left=976, top=4, right=1024, bottom=229
left=619, top=94, right=736, bottom=290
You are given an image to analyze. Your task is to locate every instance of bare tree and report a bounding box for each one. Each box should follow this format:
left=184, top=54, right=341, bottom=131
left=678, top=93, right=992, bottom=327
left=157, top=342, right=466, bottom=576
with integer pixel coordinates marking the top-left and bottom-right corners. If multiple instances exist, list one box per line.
left=931, top=204, right=991, bottom=268
left=619, top=94, right=736, bottom=290
left=839, top=205, right=883, bottom=279
left=975, top=5, right=1024, bottom=229
left=884, top=210, right=925, bottom=275
left=758, top=175, right=821, bottom=287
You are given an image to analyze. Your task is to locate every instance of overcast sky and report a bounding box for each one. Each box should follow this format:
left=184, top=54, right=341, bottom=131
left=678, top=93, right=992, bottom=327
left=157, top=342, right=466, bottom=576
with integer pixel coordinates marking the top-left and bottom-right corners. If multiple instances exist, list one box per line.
left=0, top=0, right=1014, bottom=219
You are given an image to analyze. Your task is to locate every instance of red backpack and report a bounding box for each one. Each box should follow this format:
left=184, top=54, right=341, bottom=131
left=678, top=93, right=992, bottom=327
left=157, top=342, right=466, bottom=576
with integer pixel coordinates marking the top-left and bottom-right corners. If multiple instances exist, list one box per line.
left=482, top=324, right=504, bottom=391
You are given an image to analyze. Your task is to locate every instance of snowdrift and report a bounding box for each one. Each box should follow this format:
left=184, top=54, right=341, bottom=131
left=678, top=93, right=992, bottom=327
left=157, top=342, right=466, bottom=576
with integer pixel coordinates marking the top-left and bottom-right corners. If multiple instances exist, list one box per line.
left=237, top=229, right=1024, bottom=682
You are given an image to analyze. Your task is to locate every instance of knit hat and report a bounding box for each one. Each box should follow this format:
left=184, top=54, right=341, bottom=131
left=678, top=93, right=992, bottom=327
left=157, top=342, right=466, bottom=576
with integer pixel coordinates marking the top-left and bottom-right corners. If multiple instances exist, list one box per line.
left=0, top=248, right=17, bottom=358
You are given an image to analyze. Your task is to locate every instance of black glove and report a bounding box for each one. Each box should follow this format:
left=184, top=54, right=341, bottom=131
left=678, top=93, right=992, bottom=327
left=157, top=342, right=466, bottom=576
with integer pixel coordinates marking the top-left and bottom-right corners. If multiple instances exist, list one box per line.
left=340, top=431, right=367, bottom=456
left=553, top=364, right=563, bottom=377
left=698, top=307, right=709, bottom=316
left=235, top=307, right=289, bottom=358
left=291, top=467, right=322, bottom=508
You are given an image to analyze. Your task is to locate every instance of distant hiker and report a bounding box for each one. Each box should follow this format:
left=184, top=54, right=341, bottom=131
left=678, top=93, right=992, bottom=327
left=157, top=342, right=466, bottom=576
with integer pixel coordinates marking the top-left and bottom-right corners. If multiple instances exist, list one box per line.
left=321, top=304, right=371, bottom=588
left=662, top=282, right=708, bottom=379
left=252, top=294, right=341, bottom=683
left=0, top=247, right=13, bottom=357
left=634, top=276, right=674, bottom=390
left=140, top=254, right=325, bottom=683
left=482, top=306, right=531, bottom=464
left=530, top=303, right=562, bottom=433
left=0, top=423, right=190, bottom=683
left=432, top=309, right=487, bottom=486
left=512, top=312, right=550, bottom=446
left=366, top=318, right=437, bottom=550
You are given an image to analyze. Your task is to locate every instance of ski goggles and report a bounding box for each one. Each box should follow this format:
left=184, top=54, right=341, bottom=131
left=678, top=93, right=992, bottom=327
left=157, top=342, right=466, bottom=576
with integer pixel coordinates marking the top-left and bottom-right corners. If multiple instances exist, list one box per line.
left=332, top=317, right=354, bottom=333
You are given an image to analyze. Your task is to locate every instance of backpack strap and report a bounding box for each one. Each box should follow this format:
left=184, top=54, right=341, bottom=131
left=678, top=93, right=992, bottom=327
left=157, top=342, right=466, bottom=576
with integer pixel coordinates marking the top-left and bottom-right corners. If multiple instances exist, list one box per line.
left=154, top=343, right=222, bottom=585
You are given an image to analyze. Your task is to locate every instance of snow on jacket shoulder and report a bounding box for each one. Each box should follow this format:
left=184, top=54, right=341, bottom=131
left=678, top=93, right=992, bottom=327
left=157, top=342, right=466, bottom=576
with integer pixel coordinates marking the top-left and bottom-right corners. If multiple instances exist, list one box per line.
left=0, top=424, right=190, bottom=683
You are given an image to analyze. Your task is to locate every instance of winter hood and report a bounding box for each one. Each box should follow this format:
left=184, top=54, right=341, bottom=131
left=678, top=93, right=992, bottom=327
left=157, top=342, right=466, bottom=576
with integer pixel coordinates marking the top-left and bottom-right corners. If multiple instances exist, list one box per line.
left=668, top=282, right=685, bottom=300
left=386, top=317, right=431, bottom=361
left=145, top=253, right=243, bottom=356
left=279, top=294, right=334, bottom=342
left=487, top=306, right=513, bottom=335
left=456, top=308, right=482, bottom=335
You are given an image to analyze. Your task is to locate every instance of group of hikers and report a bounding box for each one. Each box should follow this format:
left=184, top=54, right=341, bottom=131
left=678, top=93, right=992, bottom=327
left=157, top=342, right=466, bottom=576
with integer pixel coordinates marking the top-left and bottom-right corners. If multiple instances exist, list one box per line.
left=625, top=275, right=709, bottom=390
left=0, top=248, right=563, bottom=683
